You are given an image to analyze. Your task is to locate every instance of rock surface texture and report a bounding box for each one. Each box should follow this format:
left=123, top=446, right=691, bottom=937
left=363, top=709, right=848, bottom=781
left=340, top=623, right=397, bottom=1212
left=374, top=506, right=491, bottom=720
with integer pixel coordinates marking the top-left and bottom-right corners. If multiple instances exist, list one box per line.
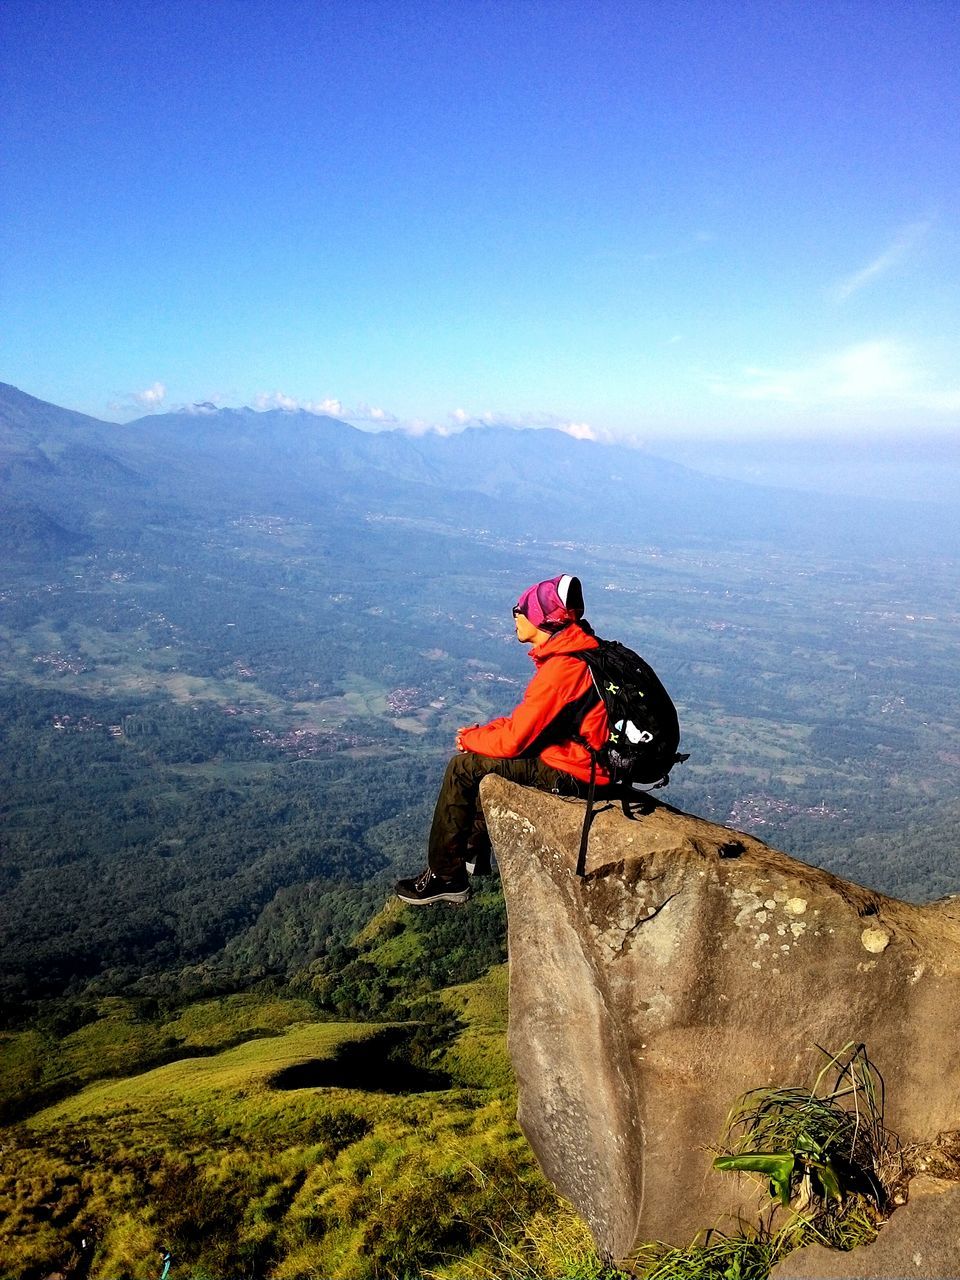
left=771, top=1179, right=960, bottom=1278
left=480, top=776, right=960, bottom=1261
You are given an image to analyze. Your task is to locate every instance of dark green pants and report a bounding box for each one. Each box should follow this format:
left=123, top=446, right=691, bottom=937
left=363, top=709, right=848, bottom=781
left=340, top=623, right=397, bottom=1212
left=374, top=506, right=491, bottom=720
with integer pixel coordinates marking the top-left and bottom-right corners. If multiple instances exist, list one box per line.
left=427, top=752, right=587, bottom=878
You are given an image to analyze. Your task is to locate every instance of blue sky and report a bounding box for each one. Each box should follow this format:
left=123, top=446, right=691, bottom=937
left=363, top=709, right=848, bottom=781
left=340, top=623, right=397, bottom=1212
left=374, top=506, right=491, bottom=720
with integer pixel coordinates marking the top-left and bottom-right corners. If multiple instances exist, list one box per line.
left=1, top=0, right=958, bottom=441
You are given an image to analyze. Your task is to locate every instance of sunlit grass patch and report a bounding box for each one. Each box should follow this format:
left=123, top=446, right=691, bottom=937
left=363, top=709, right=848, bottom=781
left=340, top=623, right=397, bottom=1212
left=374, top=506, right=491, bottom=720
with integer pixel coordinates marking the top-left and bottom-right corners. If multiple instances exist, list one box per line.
left=163, top=993, right=318, bottom=1048
left=30, top=1021, right=380, bottom=1124
left=437, top=966, right=512, bottom=1091
left=53, top=1006, right=174, bottom=1082
left=427, top=1197, right=616, bottom=1280
left=272, top=1099, right=557, bottom=1280
left=440, top=964, right=509, bottom=1029
left=0, top=993, right=325, bottom=1124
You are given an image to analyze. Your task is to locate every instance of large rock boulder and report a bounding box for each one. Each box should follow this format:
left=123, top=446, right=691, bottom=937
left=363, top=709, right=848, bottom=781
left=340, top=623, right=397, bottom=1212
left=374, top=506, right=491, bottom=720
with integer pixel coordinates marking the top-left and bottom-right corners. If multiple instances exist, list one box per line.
left=479, top=777, right=960, bottom=1260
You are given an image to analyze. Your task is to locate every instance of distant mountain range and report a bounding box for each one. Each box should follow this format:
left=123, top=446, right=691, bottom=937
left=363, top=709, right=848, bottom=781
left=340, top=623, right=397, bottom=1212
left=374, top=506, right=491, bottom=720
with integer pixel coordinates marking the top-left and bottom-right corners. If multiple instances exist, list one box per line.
left=2, top=382, right=955, bottom=557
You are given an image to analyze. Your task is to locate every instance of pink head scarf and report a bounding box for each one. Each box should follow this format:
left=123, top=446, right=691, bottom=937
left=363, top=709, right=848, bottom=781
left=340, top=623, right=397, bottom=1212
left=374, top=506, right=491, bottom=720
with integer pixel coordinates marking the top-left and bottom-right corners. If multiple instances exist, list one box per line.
left=514, top=574, right=584, bottom=631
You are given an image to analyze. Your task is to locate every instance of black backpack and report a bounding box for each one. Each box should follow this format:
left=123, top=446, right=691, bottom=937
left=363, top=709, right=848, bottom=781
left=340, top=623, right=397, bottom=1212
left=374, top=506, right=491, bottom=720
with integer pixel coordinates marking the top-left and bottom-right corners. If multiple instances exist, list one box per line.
left=555, top=639, right=688, bottom=875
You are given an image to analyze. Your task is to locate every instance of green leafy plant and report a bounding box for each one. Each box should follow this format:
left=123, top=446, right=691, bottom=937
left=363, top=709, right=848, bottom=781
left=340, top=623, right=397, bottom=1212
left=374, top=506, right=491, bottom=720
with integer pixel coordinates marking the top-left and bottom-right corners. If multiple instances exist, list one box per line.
left=713, top=1043, right=893, bottom=1227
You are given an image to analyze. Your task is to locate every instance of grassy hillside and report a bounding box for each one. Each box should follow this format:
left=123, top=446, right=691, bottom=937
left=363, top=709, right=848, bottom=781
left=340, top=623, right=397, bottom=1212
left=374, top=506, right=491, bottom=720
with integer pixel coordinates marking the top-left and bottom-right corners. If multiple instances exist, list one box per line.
left=2, top=912, right=908, bottom=1280
left=0, top=994, right=320, bottom=1123
left=1, top=973, right=611, bottom=1280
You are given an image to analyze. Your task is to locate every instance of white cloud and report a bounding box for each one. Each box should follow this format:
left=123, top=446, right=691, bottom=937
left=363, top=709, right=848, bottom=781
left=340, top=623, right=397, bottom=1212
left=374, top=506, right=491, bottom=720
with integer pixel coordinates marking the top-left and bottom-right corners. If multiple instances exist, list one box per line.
left=254, top=391, right=297, bottom=411
left=831, top=219, right=931, bottom=302
left=709, top=340, right=960, bottom=414
left=250, top=393, right=405, bottom=423
left=445, top=408, right=578, bottom=430
left=349, top=403, right=398, bottom=425
left=253, top=391, right=345, bottom=415
left=559, top=421, right=605, bottom=441
left=396, top=408, right=614, bottom=444
left=133, top=381, right=166, bottom=409
left=829, top=341, right=912, bottom=398
left=403, top=418, right=457, bottom=437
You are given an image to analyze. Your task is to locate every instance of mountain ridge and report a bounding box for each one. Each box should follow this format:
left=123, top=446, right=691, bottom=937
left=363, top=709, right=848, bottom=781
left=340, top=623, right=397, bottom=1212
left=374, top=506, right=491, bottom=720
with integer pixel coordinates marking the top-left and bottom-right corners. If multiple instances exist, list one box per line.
left=2, top=381, right=953, bottom=555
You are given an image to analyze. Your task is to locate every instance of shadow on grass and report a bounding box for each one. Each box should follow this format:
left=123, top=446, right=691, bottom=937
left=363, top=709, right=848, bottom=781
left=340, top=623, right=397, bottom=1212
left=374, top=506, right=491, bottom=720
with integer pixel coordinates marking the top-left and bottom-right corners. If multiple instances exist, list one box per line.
left=269, top=1027, right=454, bottom=1094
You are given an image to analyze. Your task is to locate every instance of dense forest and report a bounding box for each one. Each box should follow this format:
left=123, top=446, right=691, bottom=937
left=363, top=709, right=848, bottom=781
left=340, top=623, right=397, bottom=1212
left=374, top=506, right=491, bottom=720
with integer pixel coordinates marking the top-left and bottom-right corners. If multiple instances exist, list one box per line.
left=3, top=508, right=959, bottom=1015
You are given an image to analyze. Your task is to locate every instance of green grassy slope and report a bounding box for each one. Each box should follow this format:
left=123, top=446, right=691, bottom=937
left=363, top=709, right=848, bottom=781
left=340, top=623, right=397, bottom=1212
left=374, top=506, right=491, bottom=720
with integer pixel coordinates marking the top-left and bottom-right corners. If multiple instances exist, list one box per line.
left=438, top=965, right=514, bottom=1091
left=1, top=977, right=608, bottom=1280
left=0, top=994, right=320, bottom=1123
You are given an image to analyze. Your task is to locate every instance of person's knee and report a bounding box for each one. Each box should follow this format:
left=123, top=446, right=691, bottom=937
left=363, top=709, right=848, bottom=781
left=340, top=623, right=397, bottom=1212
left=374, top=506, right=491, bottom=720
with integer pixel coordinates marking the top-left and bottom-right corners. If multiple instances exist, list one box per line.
left=444, top=751, right=488, bottom=785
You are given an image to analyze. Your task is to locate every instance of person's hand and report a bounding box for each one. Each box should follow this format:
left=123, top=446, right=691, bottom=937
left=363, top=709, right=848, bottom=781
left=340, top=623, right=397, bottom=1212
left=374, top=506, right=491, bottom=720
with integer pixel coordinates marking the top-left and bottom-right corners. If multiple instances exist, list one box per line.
left=455, top=725, right=476, bottom=752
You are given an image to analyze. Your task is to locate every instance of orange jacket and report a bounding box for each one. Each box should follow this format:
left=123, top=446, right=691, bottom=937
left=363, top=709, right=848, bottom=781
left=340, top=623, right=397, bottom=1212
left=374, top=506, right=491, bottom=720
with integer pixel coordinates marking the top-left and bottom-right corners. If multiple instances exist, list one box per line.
left=458, top=623, right=610, bottom=784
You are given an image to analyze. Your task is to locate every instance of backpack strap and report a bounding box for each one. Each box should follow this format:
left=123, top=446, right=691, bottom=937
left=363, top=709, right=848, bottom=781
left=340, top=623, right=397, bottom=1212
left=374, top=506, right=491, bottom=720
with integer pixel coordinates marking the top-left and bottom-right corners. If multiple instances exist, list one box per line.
left=546, top=652, right=605, bottom=878
left=574, top=745, right=598, bottom=878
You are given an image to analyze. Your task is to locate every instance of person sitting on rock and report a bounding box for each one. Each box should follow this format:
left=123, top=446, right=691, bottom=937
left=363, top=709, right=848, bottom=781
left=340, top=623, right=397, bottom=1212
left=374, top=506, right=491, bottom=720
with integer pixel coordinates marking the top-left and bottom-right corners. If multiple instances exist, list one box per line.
left=395, top=574, right=611, bottom=905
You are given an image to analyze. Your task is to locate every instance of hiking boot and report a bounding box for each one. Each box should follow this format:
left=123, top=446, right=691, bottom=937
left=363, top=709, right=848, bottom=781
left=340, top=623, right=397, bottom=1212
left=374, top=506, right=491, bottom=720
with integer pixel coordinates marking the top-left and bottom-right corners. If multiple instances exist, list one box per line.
left=465, top=846, right=492, bottom=876
left=395, top=866, right=470, bottom=906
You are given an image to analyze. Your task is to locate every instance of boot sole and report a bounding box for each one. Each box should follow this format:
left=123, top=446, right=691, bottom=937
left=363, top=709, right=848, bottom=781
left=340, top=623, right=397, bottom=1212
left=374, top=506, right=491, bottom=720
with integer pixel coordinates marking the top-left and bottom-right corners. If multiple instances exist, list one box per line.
left=395, top=887, right=470, bottom=905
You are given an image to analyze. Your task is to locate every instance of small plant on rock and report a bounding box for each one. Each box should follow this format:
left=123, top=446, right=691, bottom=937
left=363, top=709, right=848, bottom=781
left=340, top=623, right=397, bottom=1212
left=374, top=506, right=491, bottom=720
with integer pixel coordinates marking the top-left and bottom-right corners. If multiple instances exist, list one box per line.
left=712, top=1042, right=896, bottom=1247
